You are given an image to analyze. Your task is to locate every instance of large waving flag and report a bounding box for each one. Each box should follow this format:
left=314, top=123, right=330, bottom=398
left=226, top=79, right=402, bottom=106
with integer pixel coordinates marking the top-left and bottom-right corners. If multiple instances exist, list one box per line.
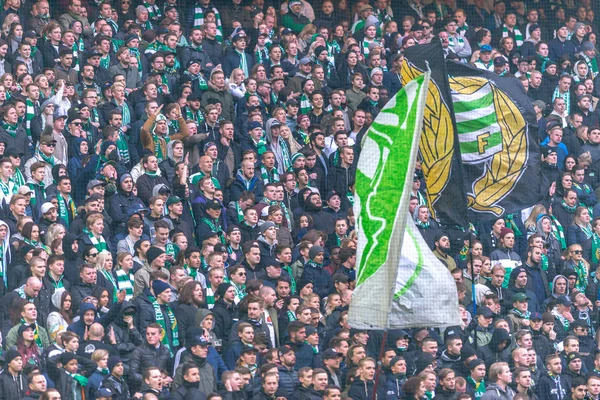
left=403, top=42, right=542, bottom=222
left=348, top=72, right=461, bottom=330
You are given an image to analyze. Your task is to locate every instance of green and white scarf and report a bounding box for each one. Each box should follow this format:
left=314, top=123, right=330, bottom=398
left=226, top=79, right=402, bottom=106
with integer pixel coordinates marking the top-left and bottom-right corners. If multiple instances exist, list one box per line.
left=202, top=217, right=226, bottom=243
left=580, top=223, right=593, bottom=239
left=1, top=121, right=18, bottom=137
left=553, top=86, right=571, bottom=114
left=299, top=94, right=312, bottom=115
left=100, top=54, right=110, bottom=69
left=502, top=25, right=523, bottom=47
left=511, top=308, right=531, bottom=319
left=116, top=131, right=130, bottom=164
left=253, top=136, right=268, bottom=156
left=550, top=215, right=567, bottom=250
left=192, top=3, right=223, bottom=39
left=236, top=49, right=248, bottom=76
left=144, top=2, right=162, bottom=20
left=152, top=132, right=169, bottom=162
left=234, top=201, right=244, bottom=223
left=16, top=285, right=34, bottom=302
left=574, top=261, right=589, bottom=291
left=582, top=53, right=599, bottom=79
left=278, top=137, right=292, bottom=171
left=448, top=34, right=465, bottom=49
left=25, top=99, right=36, bottom=140
left=66, top=372, right=88, bottom=388
left=260, top=165, right=279, bottom=185
left=36, top=148, right=57, bottom=167
left=57, top=193, right=75, bottom=227
left=116, top=269, right=134, bottom=301
left=11, top=168, right=25, bottom=187
left=561, top=200, right=577, bottom=213
left=72, top=38, right=84, bottom=72
left=185, top=107, right=204, bottom=126
left=26, top=180, right=44, bottom=208
left=84, top=228, right=108, bottom=252
left=100, top=269, right=118, bottom=303
left=23, top=238, right=51, bottom=254
left=149, top=294, right=179, bottom=355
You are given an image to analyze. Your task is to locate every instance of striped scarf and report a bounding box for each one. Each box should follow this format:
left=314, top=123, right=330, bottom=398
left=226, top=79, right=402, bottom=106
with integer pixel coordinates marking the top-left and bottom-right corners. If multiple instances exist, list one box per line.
left=25, top=99, right=36, bottom=141
left=260, top=165, right=279, bottom=185
left=299, top=94, right=312, bottom=115
left=192, top=4, right=223, bottom=38
left=144, top=2, right=162, bottom=20
left=183, top=71, right=208, bottom=91
left=278, top=136, right=292, bottom=171
left=503, top=25, right=523, bottom=47
left=84, top=228, right=108, bottom=252
left=206, top=287, right=215, bottom=309
left=26, top=180, right=45, bottom=208
left=115, top=269, right=134, bottom=300
left=550, top=215, right=566, bottom=250
left=574, top=260, right=589, bottom=291
left=553, top=86, right=571, bottom=114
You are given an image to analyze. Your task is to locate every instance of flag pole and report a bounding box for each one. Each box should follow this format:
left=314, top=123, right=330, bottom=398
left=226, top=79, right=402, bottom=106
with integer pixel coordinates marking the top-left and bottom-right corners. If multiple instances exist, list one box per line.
left=469, top=231, right=478, bottom=349
left=372, top=329, right=388, bottom=400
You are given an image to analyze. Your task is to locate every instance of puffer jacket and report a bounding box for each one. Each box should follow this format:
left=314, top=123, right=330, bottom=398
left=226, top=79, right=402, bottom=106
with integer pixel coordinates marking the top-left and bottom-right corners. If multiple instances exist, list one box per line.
left=129, top=342, right=172, bottom=386
left=480, top=383, right=515, bottom=400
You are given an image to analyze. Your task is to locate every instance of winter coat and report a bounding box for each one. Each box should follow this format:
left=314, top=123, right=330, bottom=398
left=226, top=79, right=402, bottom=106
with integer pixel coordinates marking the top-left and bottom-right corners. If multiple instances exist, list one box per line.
left=129, top=342, right=172, bottom=386
left=99, top=374, right=130, bottom=400
left=0, top=370, right=25, bottom=400
left=480, top=383, right=515, bottom=400
left=300, top=263, right=332, bottom=299
left=212, top=299, right=238, bottom=350
left=172, top=351, right=216, bottom=396
left=347, top=378, right=386, bottom=400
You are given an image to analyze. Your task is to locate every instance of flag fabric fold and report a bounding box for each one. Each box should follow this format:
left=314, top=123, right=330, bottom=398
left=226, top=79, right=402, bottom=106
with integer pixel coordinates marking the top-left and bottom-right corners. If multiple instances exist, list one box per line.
left=348, top=71, right=461, bottom=330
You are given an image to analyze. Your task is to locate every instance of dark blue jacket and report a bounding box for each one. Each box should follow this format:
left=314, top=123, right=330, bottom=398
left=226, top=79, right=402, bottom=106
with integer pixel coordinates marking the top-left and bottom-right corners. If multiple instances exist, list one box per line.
left=301, top=263, right=332, bottom=299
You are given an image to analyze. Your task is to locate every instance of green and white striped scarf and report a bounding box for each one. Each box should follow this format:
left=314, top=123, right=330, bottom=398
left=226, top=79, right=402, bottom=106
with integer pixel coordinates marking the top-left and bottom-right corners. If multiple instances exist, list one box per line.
left=278, top=136, right=292, bottom=171
left=503, top=25, right=523, bottom=47
left=553, top=85, right=570, bottom=113
left=260, top=165, right=279, bottom=185
left=25, top=99, right=36, bottom=140
left=550, top=215, right=567, bottom=250
left=206, top=287, right=215, bottom=309
left=144, top=2, right=162, bottom=20
left=192, top=4, right=223, bottom=40
left=299, top=93, right=312, bottom=115
left=115, top=269, right=134, bottom=301
left=83, top=227, right=108, bottom=252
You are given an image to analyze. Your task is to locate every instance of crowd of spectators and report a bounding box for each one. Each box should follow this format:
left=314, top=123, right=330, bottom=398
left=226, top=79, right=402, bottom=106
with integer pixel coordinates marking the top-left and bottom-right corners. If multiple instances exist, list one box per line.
left=1, top=0, right=600, bottom=399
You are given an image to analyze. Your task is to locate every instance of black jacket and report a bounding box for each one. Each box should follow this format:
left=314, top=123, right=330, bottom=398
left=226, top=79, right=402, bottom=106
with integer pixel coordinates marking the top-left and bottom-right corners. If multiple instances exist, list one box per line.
left=170, top=383, right=207, bottom=400
left=136, top=173, right=170, bottom=205
left=46, top=354, right=96, bottom=400
left=129, top=342, right=172, bottom=386
left=212, top=299, right=238, bottom=350
left=100, top=374, right=130, bottom=400
left=0, top=370, right=25, bottom=400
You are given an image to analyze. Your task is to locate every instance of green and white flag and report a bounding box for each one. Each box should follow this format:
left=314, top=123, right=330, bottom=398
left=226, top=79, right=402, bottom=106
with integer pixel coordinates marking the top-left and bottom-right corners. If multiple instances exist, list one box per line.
left=348, top=71, right=461, bottom=329
left=453, top=82, right=503, bottom=163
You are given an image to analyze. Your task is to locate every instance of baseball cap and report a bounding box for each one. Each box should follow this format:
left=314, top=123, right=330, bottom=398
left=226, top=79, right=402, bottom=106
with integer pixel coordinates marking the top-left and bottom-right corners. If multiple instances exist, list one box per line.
left=87, top=180, right=106, bottom=191
left=17, top=186, right=33, bottom=195
left=476, top=306, right=494, bottom=318
left=480, top=44, right=493, bottom=52
left=556, top=295, right=573, bottom=306
left=512, top=292, right=530, bottom=303
left=41, top=202, right=56, bottom=214
left=322, top=349, right=344, bottom=359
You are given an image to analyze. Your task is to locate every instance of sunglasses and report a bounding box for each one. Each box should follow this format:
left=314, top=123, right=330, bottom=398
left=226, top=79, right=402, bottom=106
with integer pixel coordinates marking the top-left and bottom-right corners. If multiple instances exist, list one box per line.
left=71, top=122, right=82, bottom=126
left=572, top=250, right=583, bottom=254
left=44, top=143, right=56, bottom=147
left=237, top=272, right=246, bottom=276
left=89, top=252, right=99, bottom=257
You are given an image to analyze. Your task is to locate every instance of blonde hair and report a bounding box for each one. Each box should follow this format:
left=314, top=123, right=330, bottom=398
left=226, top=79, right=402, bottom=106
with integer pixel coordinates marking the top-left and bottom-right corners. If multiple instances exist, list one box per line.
left=45, top=223, right=66, bottom=247
left=95, top=250, right=113, bottom=271
left=524, top=203, right=548, bottom=231
left=91, top=349, right=109, bottom=363
left=86, top=213, right=104, bottom=229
